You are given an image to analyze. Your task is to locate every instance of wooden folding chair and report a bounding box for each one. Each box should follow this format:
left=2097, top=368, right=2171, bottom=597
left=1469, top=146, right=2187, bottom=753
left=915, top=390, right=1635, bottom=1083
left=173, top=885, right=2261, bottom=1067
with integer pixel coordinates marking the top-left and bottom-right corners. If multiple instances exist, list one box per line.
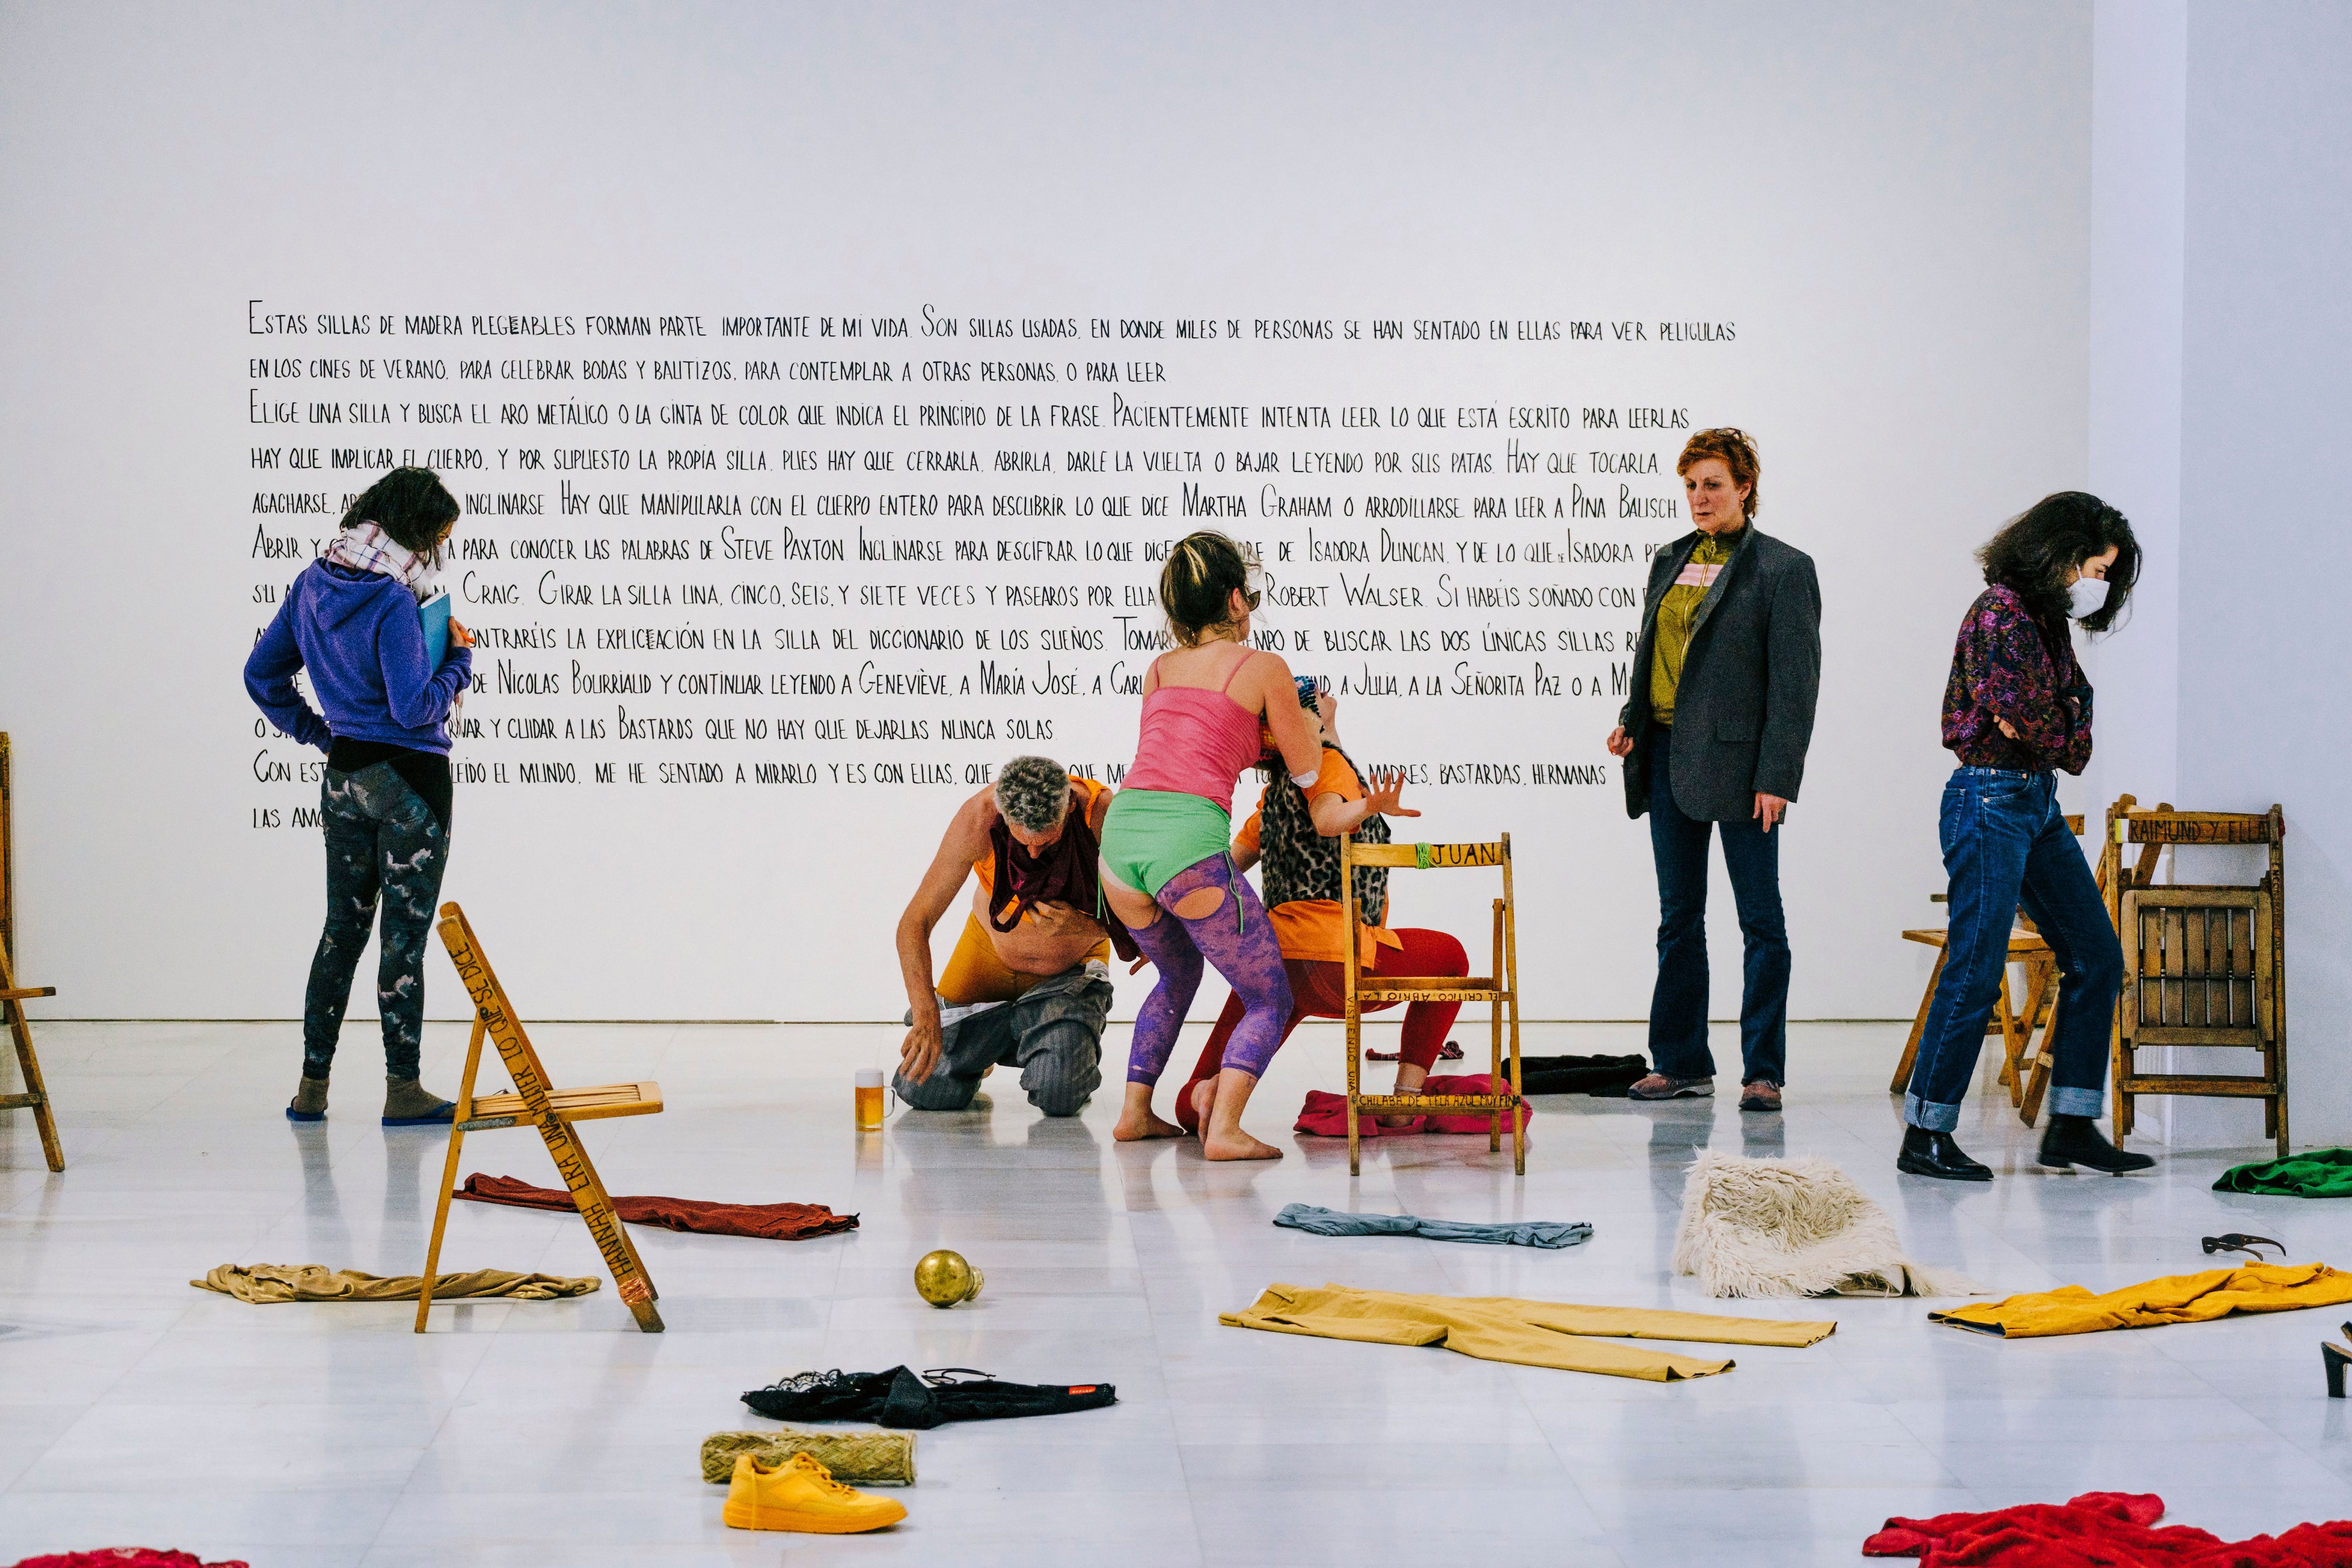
left=0, top=734, right=64, bottom=1172
left=2102, top=796, right=2288, bottom=1157
left=418, top=901, right=665, bottom=1331
left=1340, top=835, right=1523, bottom=1177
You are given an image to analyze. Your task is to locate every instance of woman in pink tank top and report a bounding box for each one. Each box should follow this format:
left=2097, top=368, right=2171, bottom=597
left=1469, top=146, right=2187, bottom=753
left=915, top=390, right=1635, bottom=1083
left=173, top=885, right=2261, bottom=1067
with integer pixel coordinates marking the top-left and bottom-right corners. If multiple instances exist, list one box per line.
left=1100, top=532, right=1322, bottom=1159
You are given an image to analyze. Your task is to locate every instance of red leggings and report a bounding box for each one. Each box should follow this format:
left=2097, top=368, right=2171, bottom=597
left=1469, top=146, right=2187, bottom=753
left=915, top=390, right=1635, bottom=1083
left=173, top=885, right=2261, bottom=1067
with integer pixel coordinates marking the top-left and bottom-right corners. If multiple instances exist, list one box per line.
left=1172, top=926, right=1468, bottom=1134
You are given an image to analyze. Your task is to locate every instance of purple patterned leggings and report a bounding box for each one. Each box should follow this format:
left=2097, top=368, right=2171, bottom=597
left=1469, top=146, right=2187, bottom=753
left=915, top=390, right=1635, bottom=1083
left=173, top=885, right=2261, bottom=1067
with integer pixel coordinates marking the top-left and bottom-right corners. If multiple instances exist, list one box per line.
left=1122, top=854, right=1294, bottom=1086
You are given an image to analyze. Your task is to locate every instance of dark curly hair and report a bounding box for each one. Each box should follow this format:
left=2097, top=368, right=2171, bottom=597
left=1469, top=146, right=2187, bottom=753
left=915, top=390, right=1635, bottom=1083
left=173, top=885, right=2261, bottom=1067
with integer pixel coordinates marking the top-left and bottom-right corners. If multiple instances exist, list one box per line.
left=338, top=466, right=460, bottom=556
left=1677, top=428, right=1761, bottom=520
left=1977, top=492, right=2138, bottom=635
left=1159, top=531, right=1258, bottom=645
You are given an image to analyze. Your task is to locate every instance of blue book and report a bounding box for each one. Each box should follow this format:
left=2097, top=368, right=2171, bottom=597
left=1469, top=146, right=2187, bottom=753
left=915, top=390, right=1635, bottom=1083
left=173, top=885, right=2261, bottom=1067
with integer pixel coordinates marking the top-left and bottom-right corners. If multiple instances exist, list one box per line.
left=419, top=592, right=452, bottom=668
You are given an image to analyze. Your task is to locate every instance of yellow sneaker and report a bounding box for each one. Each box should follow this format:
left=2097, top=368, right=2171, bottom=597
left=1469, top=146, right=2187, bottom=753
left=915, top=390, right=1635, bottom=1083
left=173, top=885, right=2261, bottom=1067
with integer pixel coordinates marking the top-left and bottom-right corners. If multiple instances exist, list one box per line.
left=722, top=1450, right=907, bottom=1534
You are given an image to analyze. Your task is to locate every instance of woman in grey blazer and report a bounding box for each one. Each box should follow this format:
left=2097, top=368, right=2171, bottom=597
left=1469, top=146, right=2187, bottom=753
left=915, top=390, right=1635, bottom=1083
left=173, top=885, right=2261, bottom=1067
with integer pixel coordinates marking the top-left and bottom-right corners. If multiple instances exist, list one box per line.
left=1605, top=429, right=1821, bottom=1110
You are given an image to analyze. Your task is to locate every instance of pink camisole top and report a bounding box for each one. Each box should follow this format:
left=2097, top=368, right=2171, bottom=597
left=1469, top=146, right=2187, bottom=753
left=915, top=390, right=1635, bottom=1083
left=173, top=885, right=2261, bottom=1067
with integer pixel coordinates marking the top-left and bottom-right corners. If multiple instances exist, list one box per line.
left=1119, top=650, right=1265, bottom=813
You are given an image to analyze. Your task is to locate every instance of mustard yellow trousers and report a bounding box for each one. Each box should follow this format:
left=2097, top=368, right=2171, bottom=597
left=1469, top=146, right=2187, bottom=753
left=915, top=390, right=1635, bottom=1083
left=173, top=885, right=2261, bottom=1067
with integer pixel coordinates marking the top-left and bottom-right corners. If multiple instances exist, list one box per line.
left=1221, top=1282, right=1836, bottom=1380
left=1930, top=1261, right=2352, bottom=1338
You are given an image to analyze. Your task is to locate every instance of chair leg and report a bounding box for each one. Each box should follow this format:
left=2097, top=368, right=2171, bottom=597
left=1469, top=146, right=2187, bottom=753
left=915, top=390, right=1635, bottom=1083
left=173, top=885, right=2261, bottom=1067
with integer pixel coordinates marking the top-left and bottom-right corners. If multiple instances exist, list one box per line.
left=1891, top=948, right=1945, bottom=1095
left=0, top=947, right=62, bottom=1173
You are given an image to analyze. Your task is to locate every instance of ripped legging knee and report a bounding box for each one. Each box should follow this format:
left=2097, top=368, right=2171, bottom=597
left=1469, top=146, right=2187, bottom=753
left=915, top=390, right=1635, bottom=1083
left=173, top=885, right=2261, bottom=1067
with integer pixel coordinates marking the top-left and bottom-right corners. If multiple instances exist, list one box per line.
left=1122, top=855, right=1293, bottom=1086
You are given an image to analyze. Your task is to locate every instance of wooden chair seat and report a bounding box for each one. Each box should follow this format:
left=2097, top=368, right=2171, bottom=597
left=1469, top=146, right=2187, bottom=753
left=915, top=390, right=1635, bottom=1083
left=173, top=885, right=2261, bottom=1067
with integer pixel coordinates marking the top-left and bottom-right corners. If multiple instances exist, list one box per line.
left=463, top=1081, right=662, bottom=1127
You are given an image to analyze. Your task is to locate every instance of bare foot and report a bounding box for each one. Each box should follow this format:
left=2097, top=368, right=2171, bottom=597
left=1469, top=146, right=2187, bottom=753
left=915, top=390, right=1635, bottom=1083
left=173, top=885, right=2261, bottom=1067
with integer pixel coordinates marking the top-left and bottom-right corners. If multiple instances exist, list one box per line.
left=1114, top=1109, right=1184, bottom=1141
left=1187, top=1076, right=1217, bottom=1133
left=1200, top=1066, right=1282, bottom=1160
left=1377, top=1090, right=1422, bottom=1129
left=1113, top=1082, right=1184, bottom=1141
left=1202, top=1126, right=1283, bottom=1160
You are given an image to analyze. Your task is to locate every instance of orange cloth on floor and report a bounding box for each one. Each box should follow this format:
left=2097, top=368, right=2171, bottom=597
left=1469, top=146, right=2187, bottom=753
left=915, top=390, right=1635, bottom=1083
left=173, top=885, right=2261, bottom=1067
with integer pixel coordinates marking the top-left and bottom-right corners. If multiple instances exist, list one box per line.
left=1232, top=747, right=1404, bottom=969
left=1220, top=1281, right=1835, bottom=1381
left=1929, top=1261, right=2352, bottom=1338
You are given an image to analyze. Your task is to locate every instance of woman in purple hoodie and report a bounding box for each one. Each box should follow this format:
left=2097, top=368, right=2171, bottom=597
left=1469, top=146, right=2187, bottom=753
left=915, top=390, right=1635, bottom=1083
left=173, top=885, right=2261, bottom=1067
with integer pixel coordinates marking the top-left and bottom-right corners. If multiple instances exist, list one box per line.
left=245, top=468, right=474, bottom=1125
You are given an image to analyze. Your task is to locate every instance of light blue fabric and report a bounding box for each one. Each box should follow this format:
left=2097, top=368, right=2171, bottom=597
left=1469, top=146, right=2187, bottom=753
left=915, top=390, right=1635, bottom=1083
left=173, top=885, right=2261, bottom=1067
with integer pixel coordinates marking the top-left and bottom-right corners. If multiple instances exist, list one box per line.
left=1273, top=1202, right=1591, bottom=1250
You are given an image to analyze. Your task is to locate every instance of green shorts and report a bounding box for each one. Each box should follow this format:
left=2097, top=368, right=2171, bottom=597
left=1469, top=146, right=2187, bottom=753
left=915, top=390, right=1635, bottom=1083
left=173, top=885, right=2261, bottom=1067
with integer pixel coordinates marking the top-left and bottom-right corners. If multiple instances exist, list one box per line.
left=1099, top=789, right=1232, bottom=897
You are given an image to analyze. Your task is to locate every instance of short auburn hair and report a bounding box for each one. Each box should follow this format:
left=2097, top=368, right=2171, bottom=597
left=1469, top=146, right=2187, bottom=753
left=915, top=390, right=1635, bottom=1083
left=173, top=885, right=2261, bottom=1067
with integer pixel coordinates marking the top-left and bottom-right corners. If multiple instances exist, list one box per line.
left=1676, top=428, right=1760, bottom=520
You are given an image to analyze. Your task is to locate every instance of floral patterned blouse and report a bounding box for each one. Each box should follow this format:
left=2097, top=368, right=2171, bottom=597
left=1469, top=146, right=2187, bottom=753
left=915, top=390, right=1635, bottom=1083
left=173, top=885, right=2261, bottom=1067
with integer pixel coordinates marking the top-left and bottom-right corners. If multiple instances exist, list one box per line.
left=1941, top=585, right=2092, bottom=774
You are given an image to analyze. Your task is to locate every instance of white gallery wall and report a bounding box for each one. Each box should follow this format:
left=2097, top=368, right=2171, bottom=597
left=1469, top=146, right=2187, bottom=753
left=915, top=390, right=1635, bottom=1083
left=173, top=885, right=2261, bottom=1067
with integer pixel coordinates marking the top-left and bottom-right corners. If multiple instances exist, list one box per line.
left=0, top=3, right=2100, bottom=1027
left=2089, top=0, right=2352, bottom=1147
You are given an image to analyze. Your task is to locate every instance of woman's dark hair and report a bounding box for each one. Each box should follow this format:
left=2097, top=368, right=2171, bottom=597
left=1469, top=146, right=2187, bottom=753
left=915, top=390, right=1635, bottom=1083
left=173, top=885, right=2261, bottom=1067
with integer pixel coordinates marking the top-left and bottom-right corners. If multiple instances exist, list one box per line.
left=1159, top=530, right=1258, bottom=645
left=1977, top=491, right=2138, bottom=634
left=339, top=467, right=460, bottom=555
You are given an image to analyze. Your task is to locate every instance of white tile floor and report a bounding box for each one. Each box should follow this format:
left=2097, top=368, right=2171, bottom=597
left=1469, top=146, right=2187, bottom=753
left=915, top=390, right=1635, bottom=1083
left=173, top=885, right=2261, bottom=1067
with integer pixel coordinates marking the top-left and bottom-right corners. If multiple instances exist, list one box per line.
left=2, top=1016, right=2347, bottom=1566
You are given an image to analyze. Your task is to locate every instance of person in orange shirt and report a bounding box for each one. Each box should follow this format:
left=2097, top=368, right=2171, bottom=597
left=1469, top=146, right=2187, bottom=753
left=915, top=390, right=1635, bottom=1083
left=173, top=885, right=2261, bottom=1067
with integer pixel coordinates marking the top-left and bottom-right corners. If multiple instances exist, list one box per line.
left=893, top=756, right=1134, bottom=1117
left=1172, top=686, right=1470, bottom=1135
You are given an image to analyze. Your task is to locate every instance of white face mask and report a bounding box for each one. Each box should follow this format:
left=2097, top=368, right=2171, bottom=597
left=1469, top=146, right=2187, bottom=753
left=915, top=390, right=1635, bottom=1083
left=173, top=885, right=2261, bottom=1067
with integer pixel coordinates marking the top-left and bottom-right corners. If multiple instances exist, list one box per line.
left=2067, top=576, right=2109, bottom=621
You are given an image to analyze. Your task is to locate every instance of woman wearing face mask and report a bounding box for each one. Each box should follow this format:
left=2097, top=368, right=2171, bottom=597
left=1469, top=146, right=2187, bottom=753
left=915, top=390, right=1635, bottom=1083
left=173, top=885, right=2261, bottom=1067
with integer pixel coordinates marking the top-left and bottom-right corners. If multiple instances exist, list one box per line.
left=1897, top=492, right=2153, bottom=1181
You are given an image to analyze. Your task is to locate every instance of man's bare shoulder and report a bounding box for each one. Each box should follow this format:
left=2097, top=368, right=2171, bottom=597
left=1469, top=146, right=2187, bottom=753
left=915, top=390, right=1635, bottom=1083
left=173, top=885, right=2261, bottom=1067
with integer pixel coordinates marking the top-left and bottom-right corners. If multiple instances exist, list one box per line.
left=938, top=784, right=1001, bottom=858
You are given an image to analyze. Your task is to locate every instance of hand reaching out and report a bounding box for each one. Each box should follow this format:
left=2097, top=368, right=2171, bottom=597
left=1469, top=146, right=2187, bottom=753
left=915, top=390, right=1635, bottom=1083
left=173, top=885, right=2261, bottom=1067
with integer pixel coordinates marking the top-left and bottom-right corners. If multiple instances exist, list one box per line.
left=1364, top=769, right=1421, bottom=821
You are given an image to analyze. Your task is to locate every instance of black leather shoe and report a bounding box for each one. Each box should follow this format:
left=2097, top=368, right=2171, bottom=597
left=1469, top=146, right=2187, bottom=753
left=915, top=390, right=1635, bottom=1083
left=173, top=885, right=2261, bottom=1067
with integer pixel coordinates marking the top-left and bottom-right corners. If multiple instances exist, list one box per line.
left=1898, top=1126, right=1993, bottom=1182
left=2038, top=1114, right=2156, bottom=1174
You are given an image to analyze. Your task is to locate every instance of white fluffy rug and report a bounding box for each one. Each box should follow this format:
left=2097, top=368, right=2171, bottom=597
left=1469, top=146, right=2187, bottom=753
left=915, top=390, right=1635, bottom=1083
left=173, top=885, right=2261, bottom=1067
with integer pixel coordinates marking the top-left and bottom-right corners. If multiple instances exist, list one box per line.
left=1672, top=1151, right=1983, bottom=1299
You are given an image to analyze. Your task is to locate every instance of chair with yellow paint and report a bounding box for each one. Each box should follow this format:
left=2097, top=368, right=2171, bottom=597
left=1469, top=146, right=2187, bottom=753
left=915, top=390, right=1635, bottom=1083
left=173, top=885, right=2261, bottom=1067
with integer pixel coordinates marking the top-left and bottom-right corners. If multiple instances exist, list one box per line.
left=1339, top=835, right=1523, bottom=1176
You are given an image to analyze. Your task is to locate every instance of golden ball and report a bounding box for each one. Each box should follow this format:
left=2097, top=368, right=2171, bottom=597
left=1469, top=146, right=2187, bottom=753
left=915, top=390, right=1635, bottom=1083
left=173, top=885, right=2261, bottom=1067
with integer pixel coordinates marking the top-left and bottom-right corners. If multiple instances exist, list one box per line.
left=913, top=1249, right=984, bottom=1308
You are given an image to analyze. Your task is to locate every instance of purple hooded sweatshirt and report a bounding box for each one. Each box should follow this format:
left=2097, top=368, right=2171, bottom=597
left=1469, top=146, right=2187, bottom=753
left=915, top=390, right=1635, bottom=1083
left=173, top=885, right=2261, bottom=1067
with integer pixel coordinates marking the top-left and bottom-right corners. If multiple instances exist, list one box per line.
left=245, top=560, right=472, bottom=753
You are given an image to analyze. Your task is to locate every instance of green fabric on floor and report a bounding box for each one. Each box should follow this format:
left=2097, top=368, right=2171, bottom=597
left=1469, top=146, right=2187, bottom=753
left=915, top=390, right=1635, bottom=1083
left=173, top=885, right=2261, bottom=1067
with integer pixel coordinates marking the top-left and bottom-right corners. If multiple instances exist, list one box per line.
left=2213, top=1147, right=2352, bottom=1198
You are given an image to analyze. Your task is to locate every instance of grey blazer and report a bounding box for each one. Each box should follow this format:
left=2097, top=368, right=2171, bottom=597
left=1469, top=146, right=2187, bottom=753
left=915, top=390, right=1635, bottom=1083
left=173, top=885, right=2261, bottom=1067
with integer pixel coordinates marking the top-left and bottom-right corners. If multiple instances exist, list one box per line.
left=1617, top=525, right=1821, bottom=822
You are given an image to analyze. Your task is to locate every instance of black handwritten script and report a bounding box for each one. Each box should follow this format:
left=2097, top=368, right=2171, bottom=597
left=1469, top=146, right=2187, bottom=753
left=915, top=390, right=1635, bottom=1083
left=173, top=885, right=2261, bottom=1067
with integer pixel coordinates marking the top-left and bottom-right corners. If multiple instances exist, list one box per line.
left=244, top=304, right=1735, bottom=825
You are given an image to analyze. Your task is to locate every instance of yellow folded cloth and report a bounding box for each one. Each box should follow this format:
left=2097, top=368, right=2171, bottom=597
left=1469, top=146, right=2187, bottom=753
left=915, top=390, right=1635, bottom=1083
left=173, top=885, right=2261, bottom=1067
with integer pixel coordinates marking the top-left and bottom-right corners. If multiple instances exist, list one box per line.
left=191, top=1263, right=600, bottom=1304
left=1930, top=1260, right=2352, bottom=1338
left=1220, top=1281, right=1835, bottom=1380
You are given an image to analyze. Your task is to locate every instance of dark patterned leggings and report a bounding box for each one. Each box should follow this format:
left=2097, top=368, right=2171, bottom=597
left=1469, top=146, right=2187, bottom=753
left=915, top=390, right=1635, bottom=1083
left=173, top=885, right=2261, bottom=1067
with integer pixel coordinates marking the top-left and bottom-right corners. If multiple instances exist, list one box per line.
left=302, top=764, right=451, bottom=1081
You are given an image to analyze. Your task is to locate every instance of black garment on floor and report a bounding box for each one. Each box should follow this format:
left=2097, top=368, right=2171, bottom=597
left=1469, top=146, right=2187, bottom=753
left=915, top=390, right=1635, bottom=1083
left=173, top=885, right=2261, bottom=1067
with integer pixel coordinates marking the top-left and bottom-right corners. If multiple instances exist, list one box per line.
left=1510, top=1053, right=1649, bottom=1097
left=742, top=1366, right=1117, bottom=1430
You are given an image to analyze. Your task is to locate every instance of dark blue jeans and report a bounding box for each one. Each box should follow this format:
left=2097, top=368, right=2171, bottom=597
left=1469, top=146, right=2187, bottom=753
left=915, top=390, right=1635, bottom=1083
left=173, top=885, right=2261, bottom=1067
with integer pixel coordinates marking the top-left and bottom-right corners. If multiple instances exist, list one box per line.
left=302, top=763, right=451, bottom=1082
left=1904, top=767, right=2120, bottom=1130
left=1645, top=727, right=1789, bottom=1085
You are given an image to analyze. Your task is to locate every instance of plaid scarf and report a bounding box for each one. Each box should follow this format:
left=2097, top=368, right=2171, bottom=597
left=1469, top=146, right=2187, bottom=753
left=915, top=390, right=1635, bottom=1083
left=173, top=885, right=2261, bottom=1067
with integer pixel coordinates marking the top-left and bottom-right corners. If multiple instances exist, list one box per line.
left=323, top=521, right=445, bottom=602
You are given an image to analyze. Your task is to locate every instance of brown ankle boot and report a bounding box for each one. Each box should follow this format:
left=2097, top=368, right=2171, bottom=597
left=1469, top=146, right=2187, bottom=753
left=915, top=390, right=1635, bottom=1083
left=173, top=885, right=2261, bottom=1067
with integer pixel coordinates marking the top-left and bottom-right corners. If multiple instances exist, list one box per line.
left=287, top=1074, right=329, bottom=1122
left=382, top=1076, right=456, bottom=1127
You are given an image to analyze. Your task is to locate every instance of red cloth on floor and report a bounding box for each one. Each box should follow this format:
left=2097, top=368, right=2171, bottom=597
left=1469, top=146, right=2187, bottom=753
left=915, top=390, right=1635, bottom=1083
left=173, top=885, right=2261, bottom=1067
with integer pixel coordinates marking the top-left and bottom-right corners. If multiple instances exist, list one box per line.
left=1861, top=1491, right=2352, bottom=1566
left=453, top=1174, right=857, bottom=1240
left=1293, top=1074, right=1531, bottom=1138
left=11, top=1553, right=248, bottom=1568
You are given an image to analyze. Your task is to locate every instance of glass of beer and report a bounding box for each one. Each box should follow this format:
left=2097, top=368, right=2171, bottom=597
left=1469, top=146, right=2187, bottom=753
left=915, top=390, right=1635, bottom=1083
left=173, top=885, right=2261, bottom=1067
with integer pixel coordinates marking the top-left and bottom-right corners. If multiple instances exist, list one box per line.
left=855, top=1068, right=887, bottom=1130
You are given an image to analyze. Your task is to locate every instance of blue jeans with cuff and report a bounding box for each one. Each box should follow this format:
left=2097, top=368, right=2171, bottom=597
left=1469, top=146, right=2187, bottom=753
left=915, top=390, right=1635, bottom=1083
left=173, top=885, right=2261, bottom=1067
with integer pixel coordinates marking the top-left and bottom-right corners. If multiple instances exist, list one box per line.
left=1645, top=726, right=1790, bottom=1086
left=1904, top=767, right=2121, bottom=1131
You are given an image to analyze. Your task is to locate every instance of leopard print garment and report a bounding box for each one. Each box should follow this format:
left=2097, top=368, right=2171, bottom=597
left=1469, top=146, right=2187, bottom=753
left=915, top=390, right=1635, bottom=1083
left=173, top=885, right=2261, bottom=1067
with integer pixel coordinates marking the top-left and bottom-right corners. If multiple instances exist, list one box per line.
left=1258, top=745, right=1390, bottom=924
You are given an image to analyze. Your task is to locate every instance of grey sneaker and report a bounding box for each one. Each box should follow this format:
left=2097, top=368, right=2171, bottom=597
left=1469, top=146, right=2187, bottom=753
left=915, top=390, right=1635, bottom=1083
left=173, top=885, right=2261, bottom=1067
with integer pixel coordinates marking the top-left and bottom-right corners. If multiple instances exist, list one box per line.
left=1739, top=1080, right=1783, bottom=1112
left=1627, top=1073, right=1713, bottom=1100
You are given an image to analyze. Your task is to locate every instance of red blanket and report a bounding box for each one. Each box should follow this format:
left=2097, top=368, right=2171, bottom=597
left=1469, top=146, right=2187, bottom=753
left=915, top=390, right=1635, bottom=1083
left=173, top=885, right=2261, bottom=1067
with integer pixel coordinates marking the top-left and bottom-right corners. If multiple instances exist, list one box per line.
left=1862, top=1491, right=2352, bottom=1566
left=1294, top=1075, right=1532, bottom=1138
left=11, top=1553, right=247, bottom=1568
left=453, top=1174, right=858, bottom=1241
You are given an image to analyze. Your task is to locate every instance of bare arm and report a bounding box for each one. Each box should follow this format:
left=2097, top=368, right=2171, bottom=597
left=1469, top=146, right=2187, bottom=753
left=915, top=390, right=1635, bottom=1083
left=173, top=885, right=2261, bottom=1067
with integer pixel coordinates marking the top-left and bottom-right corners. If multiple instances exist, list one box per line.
left=894, top=789, right=993, bottom=1080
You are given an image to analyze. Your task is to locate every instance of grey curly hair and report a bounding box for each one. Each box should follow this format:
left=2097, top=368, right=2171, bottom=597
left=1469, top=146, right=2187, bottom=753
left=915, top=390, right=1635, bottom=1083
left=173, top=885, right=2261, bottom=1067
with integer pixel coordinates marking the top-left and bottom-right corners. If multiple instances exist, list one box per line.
left=992, top=755, right=1071, bottom=834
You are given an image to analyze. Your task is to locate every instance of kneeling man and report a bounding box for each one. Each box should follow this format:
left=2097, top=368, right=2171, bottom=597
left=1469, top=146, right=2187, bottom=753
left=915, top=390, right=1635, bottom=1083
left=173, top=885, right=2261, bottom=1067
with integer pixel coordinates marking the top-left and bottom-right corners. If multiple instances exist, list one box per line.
left=893, top=755, right=1135, bottom=1117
